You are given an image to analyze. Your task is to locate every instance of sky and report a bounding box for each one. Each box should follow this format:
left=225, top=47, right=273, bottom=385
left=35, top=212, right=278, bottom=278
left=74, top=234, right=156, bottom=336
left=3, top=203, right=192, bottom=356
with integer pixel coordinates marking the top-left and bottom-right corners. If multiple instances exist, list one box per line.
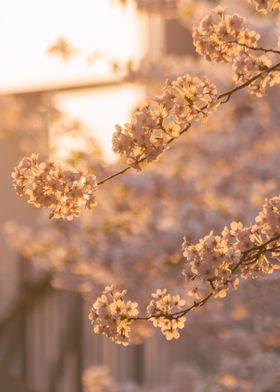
left=0, top=0, right=148, bottom=159
left=0, top=0, right=146, bottom=92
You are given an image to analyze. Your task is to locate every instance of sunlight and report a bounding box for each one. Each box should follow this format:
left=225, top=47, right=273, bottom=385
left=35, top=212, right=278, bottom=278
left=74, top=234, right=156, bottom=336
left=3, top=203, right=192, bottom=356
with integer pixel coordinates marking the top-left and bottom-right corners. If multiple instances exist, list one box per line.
left=0, top=0, right=147, bottom=92
left=0, top=0, right=148, bottom=158
left=56, top=83, right=146, bottom=161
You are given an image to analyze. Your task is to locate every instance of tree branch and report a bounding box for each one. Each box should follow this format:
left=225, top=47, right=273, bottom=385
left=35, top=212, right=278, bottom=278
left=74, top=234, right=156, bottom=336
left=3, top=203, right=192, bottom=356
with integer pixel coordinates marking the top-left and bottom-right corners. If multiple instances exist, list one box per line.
left=97, top=61, right=280, bottom=186
left=231, top=41, right=280, bottom=56
left=129, top=233, right=280, bottom=322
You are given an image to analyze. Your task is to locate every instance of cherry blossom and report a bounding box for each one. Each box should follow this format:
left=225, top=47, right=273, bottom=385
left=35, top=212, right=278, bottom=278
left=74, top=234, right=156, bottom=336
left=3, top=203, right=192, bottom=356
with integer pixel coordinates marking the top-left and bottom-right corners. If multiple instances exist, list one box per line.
left=88, top=285, right=139, bottom=346
left=12, top=153, right=97, bottom=220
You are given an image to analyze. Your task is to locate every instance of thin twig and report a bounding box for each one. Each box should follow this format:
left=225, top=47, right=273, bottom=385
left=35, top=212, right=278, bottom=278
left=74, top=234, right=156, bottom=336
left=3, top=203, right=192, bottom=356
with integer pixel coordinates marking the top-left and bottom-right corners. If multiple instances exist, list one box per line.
left=97, top=165, right=131, bottom=185
left=231, top=41, right=280, bottom=56
left=196, top=33, right=280, bottom=55
left=97, top=124, right=191, bottom=186
left=218, top=60, right=280, bottom=103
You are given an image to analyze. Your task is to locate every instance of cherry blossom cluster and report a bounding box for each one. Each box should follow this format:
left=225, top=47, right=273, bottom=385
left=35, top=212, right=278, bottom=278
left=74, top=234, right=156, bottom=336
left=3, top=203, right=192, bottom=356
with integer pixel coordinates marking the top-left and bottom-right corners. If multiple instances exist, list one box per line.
left=193, top=7, right=280, bottom=96
left=183, top=195, right=280, bottom=300
left=12, top=153, right=97, bottom=220
left=82, top=366, right=117, bottom=392
left=88, top=194, right=280, bottom=345
left=83, top=365, right=146, bottom=392
left=255, top=194, right=280, bottom=237
left=112, top=75, right=219, bottom=169
left=232, top=49, right=280, bottom=97
left=193, top=8, right=260, bottom=63
left=89, top=286, right=187, bottom=344
left=88, top=285, right=139, bottom=346
left=146, top=289, right=186, bottom=340
left=248, top=0, right=280, bottom=13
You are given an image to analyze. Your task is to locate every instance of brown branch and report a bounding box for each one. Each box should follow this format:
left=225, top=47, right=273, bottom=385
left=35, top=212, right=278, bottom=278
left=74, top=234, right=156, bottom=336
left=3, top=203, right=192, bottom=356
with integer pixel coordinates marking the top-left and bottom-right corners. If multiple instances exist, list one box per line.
left=231, top=41, right=280, bottom=56
left=97, top=124, right=191, bottom=186
left=96, top=61, right=280, bottom=186
left=97, top=165, right=131, bottom=185
left=218, top=60, right=280, bottom=103
left=196, top=33, right=280, bottom=55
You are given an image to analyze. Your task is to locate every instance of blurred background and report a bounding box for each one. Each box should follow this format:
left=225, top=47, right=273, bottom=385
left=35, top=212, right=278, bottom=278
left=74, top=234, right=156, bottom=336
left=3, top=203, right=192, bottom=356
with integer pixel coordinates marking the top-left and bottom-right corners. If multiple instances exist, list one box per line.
left=0, top=0, right=280, bottom=391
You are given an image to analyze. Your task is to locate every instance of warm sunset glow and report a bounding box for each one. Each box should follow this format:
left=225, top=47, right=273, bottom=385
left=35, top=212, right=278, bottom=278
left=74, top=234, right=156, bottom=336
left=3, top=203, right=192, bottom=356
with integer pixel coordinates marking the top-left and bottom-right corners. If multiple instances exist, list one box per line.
left=0, top=0, right=150, bottom=159
left=56, top=84, right=146, bottom=161
left=1, top=1, right=280, bottom=391
left=0, top=0, right=147, bottom=92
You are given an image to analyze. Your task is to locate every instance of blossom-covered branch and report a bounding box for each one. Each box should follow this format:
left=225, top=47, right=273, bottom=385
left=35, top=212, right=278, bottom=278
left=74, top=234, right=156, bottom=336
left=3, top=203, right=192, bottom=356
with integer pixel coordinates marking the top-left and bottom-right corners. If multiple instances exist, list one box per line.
left=89, top=195, right=280, bottom=345
left=13, top=56, right=280, bottom=213
left=193, top=7, right=280, bottom=96
left=228, top=42, right=280, bottom=56
left=102, top=58, right=280, bottom=182
left=12, top=5, right=280, bottom=219
left=98, top=6, right=280, bottom=180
